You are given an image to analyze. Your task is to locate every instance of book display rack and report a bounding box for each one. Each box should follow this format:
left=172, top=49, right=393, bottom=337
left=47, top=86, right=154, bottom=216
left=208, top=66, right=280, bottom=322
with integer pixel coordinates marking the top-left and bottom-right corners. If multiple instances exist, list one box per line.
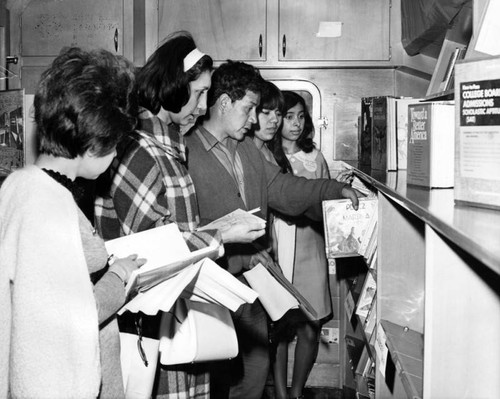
left=339, top=168, right=500, bottom=399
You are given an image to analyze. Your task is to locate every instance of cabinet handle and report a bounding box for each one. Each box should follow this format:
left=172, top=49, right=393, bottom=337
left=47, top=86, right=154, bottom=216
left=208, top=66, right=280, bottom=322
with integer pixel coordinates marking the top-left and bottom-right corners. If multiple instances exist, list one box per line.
left=258, top=34, right=263, bottom=58
left=6, top=56, right=18, bottom=65
left=114, top=28, right=119, bottom=52
left=282, top=34, right=286, bottom=58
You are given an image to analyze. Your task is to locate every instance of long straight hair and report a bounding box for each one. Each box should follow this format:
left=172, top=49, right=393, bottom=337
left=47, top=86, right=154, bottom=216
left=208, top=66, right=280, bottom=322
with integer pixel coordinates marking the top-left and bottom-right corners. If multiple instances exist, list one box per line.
left=269, top=91, right=315, bottom=174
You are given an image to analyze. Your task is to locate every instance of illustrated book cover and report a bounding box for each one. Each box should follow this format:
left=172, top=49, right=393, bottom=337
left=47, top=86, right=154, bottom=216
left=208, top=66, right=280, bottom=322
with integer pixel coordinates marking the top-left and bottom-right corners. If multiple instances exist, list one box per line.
left=454, top=55, right=500, bottom=209
left=323, top=197, right=378, bottom=258
left=0, top=90, right=25, bottom=177
left=407, top=101, right=455, bottom=188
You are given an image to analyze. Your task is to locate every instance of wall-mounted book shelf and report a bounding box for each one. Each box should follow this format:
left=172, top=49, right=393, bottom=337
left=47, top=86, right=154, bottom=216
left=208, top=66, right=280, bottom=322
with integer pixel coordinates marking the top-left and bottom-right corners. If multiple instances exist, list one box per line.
left=348, top=168, right=499, bottom=399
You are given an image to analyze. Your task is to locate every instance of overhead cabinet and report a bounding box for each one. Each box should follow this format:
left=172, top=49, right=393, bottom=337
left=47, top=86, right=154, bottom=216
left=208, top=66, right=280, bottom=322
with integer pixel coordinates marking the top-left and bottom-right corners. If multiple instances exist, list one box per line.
left=157, top=0, right=267, bottom=62
left=278, top=0, right=391, bottom=61
left=8, top=0, right=133, bottom=93
left=151, top=0, right=391, bottom=64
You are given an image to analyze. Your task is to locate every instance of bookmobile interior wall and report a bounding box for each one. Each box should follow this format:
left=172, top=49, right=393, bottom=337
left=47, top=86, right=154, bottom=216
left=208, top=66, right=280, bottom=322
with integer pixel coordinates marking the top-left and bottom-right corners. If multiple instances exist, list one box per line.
left=1, top=0, right=499, bottom=398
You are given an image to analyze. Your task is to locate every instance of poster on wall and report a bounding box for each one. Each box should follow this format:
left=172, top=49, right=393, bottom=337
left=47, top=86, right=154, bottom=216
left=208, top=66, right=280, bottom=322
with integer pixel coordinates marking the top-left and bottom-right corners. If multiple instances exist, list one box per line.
left=0, top=89, right=25, bottom=177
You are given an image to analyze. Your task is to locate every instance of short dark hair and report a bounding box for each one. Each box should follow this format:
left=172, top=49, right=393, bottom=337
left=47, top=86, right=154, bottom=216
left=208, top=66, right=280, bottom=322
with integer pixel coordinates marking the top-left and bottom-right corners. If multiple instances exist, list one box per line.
left=208, top=60, right=264, bottom=108
left=136, top=31, right=213, bottom=114
left=258, top=81, right=285, bottom=114
left=35, top=47, right=137, bottom=159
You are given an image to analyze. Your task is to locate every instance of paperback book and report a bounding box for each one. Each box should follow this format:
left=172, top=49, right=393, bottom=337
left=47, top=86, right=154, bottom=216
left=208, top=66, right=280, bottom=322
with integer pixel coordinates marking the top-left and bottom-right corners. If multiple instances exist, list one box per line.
left=323, top=197, right=378, bottom=258
left=355, top=271, right=377, bottom=320
left=243, top=263, right=318, bottom=321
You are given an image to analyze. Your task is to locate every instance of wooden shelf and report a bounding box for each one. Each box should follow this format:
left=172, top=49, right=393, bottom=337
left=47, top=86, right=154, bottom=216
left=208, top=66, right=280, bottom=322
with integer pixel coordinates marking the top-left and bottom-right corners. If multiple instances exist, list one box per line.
left=352, top=168, right=500, bottom=276
left=381, top=320, right=423, bottom=399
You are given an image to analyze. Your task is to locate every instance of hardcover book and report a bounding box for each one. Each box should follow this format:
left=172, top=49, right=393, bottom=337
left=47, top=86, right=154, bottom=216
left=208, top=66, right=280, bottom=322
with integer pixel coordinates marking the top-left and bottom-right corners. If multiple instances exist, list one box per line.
left=454, top=56, right=500, bottom=209
left=359, top=97, right=373, bottom=167
left=371, top=96, right=420, bottom=171
left=407, top=101, right=455, bottom=188
left=322, top=197, right=378, bottom=258
left=371, top=96, right=395, bottom=171
left=395, top=98, right=421, bottom=170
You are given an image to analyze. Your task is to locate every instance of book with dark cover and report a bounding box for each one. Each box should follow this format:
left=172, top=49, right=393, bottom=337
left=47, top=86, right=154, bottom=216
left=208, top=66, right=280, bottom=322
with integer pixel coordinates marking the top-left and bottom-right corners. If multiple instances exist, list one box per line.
left=371, top=96, right=389, bottom=170
left=359, top=97, right=373, bottom=167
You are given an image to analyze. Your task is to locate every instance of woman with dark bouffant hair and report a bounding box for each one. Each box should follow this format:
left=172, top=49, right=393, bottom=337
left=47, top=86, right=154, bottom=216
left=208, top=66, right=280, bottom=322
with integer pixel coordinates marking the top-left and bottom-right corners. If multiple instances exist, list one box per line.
left=95, top=31, right=264, bottom=399
left=0, top=47, right=145, bottom=398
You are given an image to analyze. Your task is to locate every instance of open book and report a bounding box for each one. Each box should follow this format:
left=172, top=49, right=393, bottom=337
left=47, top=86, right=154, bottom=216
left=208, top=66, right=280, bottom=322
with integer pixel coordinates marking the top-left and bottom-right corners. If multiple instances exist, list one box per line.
left=243, top=263, right=317, bottom=321
left=198, top=208, right=266, bottom=232
left=104, top=224, right=220, bottom=300
left=105, top=224, right=257, bottom=315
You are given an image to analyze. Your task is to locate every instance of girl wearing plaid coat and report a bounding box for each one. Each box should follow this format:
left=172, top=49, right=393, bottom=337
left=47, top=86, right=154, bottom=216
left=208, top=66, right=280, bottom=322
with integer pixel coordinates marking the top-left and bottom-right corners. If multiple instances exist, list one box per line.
left=95, top=31, right=264, bottom=399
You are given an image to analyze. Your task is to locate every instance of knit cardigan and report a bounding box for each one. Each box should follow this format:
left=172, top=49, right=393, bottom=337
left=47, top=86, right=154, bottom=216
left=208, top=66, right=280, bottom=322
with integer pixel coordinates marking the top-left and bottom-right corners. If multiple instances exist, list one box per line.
left=0, top=166, right=100, bottom=398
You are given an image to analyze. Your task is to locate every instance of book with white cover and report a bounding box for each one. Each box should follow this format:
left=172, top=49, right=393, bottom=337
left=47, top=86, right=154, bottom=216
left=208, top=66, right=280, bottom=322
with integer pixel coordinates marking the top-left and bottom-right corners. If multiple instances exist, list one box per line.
left=104, top=224, right=219, bottom=300
left=198, top=208, right=266, bottom=232
left=244, top=263, right=318, bottom=321
left=105, top=224, right=258, bottom=316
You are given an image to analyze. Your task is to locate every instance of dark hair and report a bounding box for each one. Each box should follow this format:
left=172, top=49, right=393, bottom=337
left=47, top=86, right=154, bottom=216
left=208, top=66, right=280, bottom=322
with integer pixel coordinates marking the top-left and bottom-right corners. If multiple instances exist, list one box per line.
left=136, top=31, right=213, bottom=114
left=259, top=81, right=285, bottom=114
left=35, top=47, right=137, bottom=159
left=270, top=91, right=315, bottom=173
left=248, top=80, right=285, bottom=138
left=207, top=60, right=264, bottom=108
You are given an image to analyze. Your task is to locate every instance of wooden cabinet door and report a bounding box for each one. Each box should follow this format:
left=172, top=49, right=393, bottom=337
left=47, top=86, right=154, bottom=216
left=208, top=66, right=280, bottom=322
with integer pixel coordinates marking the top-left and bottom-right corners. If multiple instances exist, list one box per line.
left=278, top=0, right=390, bottom=61
left=8, top=0, right=132, bottom=93
left=157, top=0, right=267, bottom=62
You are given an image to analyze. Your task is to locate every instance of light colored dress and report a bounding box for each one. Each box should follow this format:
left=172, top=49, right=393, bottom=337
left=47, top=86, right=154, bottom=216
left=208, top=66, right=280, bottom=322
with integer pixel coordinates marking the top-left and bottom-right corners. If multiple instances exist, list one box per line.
left=280, top=148, right=332, bottom=320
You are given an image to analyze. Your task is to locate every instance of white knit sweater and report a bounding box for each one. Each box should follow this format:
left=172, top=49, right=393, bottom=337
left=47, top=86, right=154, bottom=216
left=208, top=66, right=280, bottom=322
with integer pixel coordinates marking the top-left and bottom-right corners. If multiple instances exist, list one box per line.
left=0, top=166, right=100, bottom=398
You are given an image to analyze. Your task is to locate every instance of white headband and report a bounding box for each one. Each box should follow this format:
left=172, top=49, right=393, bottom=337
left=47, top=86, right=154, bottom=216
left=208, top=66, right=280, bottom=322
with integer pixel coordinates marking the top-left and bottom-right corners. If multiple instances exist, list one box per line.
left=183, top=48, right=206, bottom=72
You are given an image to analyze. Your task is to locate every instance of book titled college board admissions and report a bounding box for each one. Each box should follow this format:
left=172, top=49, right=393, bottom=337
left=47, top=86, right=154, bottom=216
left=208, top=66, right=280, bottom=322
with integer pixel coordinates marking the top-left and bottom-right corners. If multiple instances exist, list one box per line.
left=454, top=56, right=500, bottom=210
left=322, top=197, right=378, bottom=258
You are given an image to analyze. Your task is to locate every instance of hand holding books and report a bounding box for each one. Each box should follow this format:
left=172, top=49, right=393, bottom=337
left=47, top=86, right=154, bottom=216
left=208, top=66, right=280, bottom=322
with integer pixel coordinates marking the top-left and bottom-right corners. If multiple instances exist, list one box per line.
left=198, top=208, right=267, bottom=244
left=107, top=254, right=147, bottom=286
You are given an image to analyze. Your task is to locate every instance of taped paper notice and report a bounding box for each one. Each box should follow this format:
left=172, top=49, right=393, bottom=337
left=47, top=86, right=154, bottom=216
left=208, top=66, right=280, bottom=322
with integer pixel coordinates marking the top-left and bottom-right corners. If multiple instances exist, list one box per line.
left=316, top=21, right=342, bottom=38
